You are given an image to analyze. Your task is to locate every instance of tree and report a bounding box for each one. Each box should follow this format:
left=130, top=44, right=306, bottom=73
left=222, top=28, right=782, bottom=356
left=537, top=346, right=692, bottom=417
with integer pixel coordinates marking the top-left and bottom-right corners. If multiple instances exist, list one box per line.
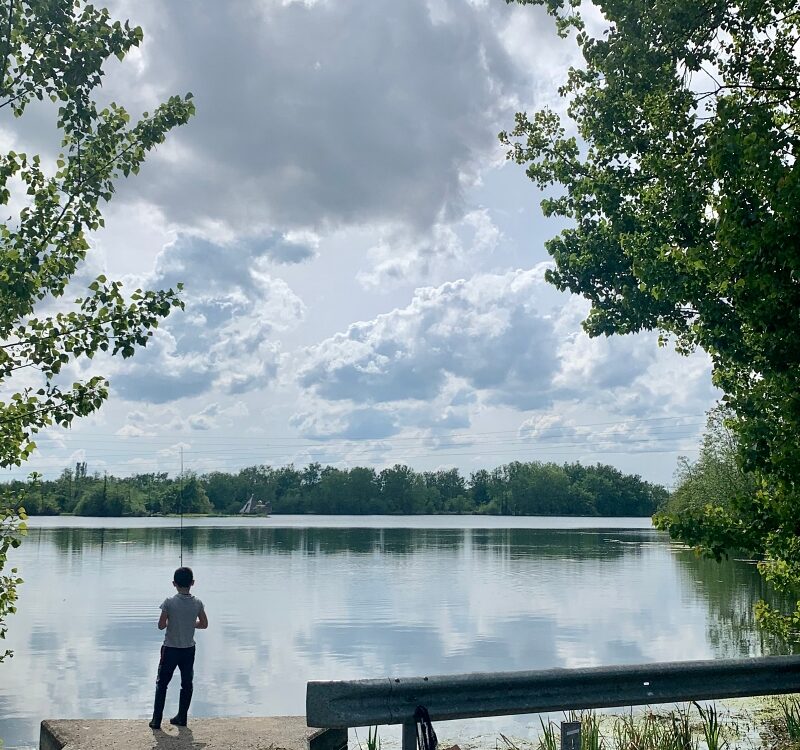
left=502, top=0, right=800, bottom=637
left=273, top=465, right=302, bottom=513
left=179, top=477, right=212, bottom=515
left=316, top=466, right=348, bottom=514
left=424, top=468, right=470, bottom=513
left=346, top=467, right=379, bottom=514
left=469, top=469, right=491, bottom=509
left=205, top=470, right=244, bottom=514
left=379, top=464, right=422, bottom=514
left=662, top=408, right=756, bottom=516
left=0, top=0, right=194, bottom=658
left=0, top=501, right=24, bottom=662
left=73, top=476, right=145, bottom=516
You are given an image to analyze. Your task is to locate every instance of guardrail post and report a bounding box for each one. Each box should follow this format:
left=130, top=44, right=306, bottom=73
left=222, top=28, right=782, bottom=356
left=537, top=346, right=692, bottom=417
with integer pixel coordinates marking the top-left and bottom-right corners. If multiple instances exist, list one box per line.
left=561, top=721, right=581, bottom=750
left=402, top=721, right=416, bottom=750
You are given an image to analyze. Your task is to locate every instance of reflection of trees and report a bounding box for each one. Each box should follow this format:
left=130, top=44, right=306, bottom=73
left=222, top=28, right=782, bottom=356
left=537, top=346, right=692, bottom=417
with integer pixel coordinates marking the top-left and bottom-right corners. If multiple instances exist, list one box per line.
left=477, top=528, right=654, bottom=561
left=672, top=546, right=798, bottom=657
left=39, top=526, right=651, bottom=561
left=35, top=525, right=790, bottom=658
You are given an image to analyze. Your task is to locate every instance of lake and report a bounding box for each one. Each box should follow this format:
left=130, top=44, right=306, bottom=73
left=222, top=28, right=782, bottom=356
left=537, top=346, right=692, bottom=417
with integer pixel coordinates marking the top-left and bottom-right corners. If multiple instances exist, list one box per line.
left=0, top=516, right=787, bottom=749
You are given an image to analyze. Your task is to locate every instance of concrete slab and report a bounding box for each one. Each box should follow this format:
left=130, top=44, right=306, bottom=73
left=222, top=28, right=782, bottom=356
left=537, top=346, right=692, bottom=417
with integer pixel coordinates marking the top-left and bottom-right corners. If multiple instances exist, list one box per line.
left=40, top=716, right=348, bottom=750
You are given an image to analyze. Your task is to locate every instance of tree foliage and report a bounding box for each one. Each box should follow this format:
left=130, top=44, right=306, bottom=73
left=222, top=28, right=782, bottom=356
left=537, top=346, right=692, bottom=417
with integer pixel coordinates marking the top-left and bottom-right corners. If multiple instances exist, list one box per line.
left=0, top=0, right=194, bottom=660
left=660, top=408, right=756, bottom=517
left=0, top=501, right=24, bottom=662
left=502, top=0, right=800, bottom=638
left=10, top=460, right=668, bottom=518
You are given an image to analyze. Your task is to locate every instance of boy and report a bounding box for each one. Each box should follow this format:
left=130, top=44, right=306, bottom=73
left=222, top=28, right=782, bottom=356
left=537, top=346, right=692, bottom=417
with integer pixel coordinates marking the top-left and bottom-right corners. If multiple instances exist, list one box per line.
left=149, top=566, right=208, bottom=730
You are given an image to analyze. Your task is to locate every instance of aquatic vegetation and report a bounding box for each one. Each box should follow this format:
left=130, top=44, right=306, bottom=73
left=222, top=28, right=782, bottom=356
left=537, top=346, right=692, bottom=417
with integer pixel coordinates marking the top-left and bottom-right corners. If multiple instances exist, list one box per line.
left=693, top=703, right=727, bottom=750
left=581, top=711, right=604, bottom=750
left=527, top=702, right=754, bottom=750
left=367, top=726, right=381, bottom=750
left=536, top=720, right=558, bottom=750
left=354, top=726, right=380, bottom=750
left=612, top=710, right=667, bottom=750
left=666, top=706, right=695, bottom=750
left=781, top=697, right=800, bottom=743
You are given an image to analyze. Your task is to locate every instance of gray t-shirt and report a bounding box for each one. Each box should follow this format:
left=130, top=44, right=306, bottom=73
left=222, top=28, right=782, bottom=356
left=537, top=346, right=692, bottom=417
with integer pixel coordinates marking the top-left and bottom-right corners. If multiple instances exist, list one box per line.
left=160, top=592, right=204, bottom=648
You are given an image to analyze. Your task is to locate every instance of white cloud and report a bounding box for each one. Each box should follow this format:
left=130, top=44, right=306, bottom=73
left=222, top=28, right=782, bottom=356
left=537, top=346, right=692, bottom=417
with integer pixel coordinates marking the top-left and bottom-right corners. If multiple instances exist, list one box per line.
left=299, top=266, right=561, bottom=410
left=115, top=424, right=150, bottom=438
left=296, top=265, right=718, bottom=443
left=517, top=411, right=707, bottom=457
left=496, top=2, right=583, bottom=114
left=106, top=234, right=306, bottom=403
left=291, top=378, right=477, bottom=443
left=357, top=209, right=501, bottom=289
left=188, top=403, right=221, bottom=431
left=290, top=402, right=401, bottom=441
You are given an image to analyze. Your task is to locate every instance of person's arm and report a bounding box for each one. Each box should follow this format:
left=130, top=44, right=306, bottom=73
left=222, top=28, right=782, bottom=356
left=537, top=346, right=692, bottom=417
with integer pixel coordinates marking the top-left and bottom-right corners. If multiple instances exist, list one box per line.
left=196, top=608, right=208, bottom=630
left=158, top=609, right=168, bottom=630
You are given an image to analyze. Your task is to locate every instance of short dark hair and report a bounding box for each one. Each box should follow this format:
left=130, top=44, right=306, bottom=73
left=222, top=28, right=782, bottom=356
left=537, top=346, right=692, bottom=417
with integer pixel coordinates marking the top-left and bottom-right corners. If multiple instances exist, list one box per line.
left=173, top=567, right=193, bottom=588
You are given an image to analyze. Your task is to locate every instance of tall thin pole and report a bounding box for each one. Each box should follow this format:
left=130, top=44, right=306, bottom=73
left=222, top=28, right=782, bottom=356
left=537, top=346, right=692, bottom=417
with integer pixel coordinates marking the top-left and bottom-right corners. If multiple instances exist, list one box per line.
left=179, top=446, right=184, bottom=566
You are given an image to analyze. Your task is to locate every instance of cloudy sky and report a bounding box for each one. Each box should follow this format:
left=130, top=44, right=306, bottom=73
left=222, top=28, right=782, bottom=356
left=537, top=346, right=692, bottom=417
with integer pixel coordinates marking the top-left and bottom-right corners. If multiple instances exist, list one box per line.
left=5, top=0, right=720, bottom=486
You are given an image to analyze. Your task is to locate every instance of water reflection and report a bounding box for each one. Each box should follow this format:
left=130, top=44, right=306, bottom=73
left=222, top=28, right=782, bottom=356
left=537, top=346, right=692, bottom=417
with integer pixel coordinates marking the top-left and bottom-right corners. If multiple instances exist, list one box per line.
left=671, top=547, right=796, bottom=658
left=40, top=525, right=649, bottom=559
left=0, top=520, right=788, bottom=749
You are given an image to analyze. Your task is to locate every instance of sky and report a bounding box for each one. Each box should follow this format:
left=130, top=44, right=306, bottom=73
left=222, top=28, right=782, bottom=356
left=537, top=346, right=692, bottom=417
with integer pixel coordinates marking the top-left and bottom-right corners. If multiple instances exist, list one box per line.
left=3, top=0, right=720, bottom=487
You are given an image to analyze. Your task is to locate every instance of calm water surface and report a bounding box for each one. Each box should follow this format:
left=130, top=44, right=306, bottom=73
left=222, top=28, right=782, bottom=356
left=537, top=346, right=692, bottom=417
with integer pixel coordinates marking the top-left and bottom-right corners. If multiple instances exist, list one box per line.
left=0, top=516, right=785, bottom=748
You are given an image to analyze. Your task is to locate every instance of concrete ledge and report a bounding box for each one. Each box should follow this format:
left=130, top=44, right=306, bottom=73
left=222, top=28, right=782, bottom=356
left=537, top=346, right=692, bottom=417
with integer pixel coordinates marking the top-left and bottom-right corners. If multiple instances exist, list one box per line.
left=40, top=716, right=348, bottom=750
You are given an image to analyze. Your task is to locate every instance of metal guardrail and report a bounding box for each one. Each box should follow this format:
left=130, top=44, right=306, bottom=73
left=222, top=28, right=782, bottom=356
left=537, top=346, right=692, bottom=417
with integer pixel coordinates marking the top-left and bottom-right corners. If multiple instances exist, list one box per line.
left=306, top=656, right=800, bottom=750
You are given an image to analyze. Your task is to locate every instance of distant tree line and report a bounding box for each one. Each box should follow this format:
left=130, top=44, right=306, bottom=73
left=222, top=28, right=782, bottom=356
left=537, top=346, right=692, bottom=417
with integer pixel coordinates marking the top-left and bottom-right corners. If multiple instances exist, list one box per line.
left=9, top=461, right=667, bottom=518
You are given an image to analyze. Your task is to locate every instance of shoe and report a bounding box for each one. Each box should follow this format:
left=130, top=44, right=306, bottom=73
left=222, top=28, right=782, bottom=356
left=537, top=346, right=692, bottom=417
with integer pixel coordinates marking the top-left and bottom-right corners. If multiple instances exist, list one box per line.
left=151, top=684, right=166, bottom=730
left=170, top=686, right=192, bottom=726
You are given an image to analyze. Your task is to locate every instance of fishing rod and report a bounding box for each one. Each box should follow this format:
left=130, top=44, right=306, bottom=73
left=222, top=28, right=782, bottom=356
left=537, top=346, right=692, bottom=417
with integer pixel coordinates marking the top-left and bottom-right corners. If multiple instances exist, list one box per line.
left=179, top=446, right=184, bottom=566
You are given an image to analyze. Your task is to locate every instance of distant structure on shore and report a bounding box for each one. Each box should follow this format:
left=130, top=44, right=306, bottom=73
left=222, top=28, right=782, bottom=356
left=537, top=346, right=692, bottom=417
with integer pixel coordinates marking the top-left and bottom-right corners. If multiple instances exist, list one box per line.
left=239, top=495, right=272, bottom=515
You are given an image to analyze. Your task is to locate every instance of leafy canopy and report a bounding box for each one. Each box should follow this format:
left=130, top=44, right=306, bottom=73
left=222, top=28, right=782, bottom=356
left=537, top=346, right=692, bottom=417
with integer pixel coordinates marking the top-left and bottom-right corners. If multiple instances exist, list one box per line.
left=663, top=408, right=756, bottom=518
left=502, top=0, right=800, bottom=635
left=0, top=0, right=195, bottom=659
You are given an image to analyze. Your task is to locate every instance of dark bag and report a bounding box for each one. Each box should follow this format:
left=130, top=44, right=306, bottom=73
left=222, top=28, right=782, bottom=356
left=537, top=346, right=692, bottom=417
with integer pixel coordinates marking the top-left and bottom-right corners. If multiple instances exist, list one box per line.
left=414, top=705, right=438, bottom=750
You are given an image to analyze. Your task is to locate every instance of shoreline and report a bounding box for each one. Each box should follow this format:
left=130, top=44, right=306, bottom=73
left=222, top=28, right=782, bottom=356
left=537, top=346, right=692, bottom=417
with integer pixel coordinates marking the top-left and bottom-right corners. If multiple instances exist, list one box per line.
left=19, top=513, right=657, bottom=530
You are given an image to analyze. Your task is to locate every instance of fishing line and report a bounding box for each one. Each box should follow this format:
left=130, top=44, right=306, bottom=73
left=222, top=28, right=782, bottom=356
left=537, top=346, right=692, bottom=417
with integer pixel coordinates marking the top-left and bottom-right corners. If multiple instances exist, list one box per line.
left=179, top=446, right=184, bottom=566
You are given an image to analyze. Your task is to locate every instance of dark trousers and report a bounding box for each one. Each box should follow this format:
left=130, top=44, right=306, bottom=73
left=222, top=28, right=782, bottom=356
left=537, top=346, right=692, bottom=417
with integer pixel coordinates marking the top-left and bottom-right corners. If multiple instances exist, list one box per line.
left=152, top=645, right=195, bottom=722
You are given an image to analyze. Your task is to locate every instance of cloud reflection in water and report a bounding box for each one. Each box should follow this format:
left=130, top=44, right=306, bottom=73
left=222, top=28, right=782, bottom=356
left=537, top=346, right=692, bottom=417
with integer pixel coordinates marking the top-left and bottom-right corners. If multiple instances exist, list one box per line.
left=0, top=519, right=785, bottom=749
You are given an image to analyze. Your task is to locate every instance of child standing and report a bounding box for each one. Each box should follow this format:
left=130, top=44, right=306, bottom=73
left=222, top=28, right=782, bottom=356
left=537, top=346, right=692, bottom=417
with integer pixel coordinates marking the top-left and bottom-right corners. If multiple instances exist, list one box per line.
left=149, top=566, right=208, bottom=729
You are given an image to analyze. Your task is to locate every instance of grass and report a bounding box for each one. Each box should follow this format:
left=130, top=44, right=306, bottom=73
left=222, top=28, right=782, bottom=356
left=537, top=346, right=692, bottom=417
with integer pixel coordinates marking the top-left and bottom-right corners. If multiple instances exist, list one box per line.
left=367, top=726, right=381, bottom=750
left=667, top=706, right=695, bottom=750
left=692, top=703, right=727, bottom=750
left=354, top=726, right=381, bottom=750
left=781, top=697, right=800, bottom=743
left=353, top=698, right=800, bottom=750
left=536, top=720, right=558, bottom=750
left=526, top=699, right=794, bottom=750
left=565, top=711, right=603, bottom=750
left=612, top=710, right=665, bottom=750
